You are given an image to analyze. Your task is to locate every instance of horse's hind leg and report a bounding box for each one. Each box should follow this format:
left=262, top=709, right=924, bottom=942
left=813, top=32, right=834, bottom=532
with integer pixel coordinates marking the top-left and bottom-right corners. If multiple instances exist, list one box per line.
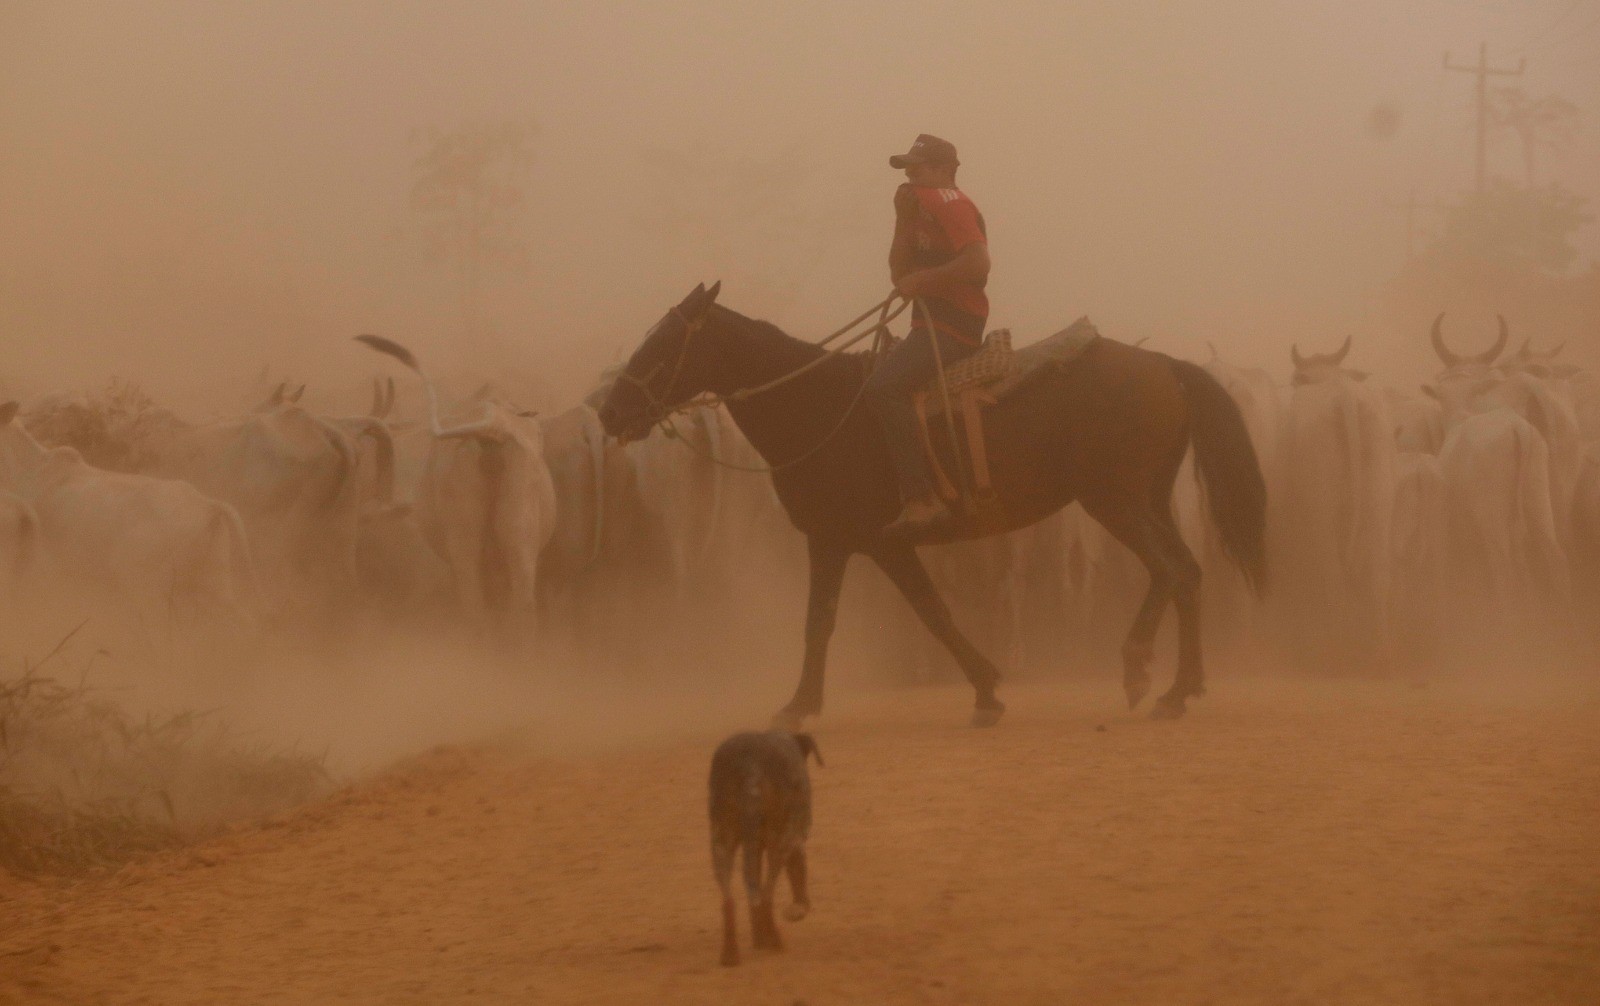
left=871, top=544, right=1005, bottom=726
left=1148, top=516, right=1204, bottom=719
left=1082, top=499, right=1179, bottom=711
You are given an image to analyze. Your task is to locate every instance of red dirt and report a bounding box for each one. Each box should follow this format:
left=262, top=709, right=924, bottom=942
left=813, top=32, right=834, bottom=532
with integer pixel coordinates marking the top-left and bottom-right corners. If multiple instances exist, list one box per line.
left=3, top=677, right=1598, bottom=1005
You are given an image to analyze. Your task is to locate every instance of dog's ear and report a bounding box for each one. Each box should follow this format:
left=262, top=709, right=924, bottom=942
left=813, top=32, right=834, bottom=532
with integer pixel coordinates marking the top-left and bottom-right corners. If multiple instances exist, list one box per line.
left=794, top=733, right=823, bottom=767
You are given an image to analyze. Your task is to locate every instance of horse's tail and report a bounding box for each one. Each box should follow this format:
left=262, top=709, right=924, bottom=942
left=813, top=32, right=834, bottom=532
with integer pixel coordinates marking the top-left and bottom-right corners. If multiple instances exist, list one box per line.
left=1169, top=359, right=1268, bottom=597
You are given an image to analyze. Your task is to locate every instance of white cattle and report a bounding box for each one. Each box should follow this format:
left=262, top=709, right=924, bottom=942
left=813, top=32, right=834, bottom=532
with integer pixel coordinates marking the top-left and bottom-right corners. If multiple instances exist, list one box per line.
left=1429, top=316, right=1585, bottom=547
left=1389, top=452, right=1447, bottom=667
left=1275, top=337, right=1396, bottom=669
left=357, top=336, right=556, bottom=640
left=149, top=394, right=365, bottom=620
left=0, top=402, right=259, bottom=636
left=1437, top=408, right=1568, bottom=609
left=0, top=490, right=43, bottom=600
left=1569, top=448, right=1600, bottom=643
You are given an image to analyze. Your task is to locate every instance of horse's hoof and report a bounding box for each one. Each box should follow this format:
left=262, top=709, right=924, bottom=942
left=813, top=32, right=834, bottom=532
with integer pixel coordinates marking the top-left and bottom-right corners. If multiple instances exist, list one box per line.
left=1149, top=697, right=1187, bottom=720
left=784, top=903, right=809, bottom=922
left=970, top=701, right=1005, bottom=728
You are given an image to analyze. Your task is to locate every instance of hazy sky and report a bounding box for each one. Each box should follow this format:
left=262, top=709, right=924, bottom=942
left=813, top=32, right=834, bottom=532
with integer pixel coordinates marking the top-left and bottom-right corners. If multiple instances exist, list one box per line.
left=2, top=0, right=1596, bottom=406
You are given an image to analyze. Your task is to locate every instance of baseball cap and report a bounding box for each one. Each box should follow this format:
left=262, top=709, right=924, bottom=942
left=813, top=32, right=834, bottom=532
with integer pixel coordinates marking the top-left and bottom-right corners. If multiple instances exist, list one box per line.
left=889, top=133, right=959, bottom=169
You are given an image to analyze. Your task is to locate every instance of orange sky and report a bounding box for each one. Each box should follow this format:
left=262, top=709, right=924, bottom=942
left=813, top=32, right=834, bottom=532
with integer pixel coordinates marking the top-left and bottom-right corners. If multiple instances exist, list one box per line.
left=2, top=0, right=1596, bottom=408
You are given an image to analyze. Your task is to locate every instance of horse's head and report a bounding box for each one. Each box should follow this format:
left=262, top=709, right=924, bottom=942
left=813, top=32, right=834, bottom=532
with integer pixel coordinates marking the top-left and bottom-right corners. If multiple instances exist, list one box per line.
left=598, top=280, right=721, bottom=442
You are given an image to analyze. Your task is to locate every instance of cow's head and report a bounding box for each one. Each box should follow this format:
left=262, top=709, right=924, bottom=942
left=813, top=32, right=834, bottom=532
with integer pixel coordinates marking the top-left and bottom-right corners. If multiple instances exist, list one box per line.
left=1426, top=313, right=1512, bottom=421
left=598, top=281, right=721, bottom=443
left=1289, top=335, right=1366, bottom=385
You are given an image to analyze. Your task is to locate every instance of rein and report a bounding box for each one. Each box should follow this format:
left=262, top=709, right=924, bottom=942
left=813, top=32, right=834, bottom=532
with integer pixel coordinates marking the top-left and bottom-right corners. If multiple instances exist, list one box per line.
left=626, top=293, right=911, bottom=474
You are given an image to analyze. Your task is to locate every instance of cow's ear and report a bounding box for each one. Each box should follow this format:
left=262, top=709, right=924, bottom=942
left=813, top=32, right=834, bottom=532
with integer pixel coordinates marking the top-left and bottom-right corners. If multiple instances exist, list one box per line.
left=0, top=401, right=17, bottom=426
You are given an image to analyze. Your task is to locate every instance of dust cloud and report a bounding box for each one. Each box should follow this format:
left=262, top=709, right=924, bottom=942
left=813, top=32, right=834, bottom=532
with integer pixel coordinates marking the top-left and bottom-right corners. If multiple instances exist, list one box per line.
left=1, top=1, right=1598, bottom=782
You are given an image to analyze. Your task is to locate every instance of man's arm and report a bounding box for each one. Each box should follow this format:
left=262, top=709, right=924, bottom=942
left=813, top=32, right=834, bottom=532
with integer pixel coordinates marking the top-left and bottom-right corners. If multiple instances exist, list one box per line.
left=889, top=184, right=919, bottom=283
left=896, top=242, right=990, bottom=298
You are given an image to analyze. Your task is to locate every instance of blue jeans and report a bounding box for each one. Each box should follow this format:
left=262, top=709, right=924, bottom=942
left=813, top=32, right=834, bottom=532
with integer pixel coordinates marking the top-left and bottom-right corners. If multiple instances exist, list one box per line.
left=864, top=327, right=981, bottom=502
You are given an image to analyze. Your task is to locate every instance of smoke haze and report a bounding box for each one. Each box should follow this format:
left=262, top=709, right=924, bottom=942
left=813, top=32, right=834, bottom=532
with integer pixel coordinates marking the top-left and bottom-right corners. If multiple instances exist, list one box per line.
left=3, top=0, right=1597, bottom=408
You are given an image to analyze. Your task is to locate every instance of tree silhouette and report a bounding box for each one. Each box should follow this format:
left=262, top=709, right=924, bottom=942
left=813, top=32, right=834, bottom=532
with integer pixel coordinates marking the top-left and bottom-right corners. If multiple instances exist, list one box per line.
left=411, top=120, right=537, bottom=341
left=1429, top=179, right=1591, bottom=274
left=1491, top=87, right=1578, bottom=187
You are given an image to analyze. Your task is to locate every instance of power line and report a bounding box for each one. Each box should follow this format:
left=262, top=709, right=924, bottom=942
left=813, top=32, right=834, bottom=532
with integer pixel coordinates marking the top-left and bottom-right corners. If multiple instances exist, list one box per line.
left=1443, top=42, right=1525, bottom=191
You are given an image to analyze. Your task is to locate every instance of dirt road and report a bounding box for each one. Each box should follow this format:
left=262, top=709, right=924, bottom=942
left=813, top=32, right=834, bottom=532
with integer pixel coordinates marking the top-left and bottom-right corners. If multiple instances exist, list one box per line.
left=4, top=677, right=1598, bottom=1005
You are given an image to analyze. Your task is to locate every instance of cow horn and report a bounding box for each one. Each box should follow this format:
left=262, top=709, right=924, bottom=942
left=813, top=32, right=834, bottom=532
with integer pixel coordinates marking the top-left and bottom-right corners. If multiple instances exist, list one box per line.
left=1290, top=343, right=1306, bottom=369
left=1430, top=313, right=1461, bottom=367
left=1544, top=340, right=1566, bottom=359
left=383, top=376, right=396, bottom=418
left=1330, top=334, right=1352, bottom=365
left=1477, top=315, right=1508, bottom=364
left=1207, top=340, right=1219, bottom=361
left=369, top=378, right=384, bottom=417
left=268, top=381, right=287, bottom=406
left=289, top=384, right=306, bottom=403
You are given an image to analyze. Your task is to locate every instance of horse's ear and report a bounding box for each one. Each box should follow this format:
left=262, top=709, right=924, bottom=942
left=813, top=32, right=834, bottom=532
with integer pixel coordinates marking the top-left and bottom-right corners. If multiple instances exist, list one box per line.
left=680, top=283, right=707, bottom=310
left=705, top=280, right=721, bottom=305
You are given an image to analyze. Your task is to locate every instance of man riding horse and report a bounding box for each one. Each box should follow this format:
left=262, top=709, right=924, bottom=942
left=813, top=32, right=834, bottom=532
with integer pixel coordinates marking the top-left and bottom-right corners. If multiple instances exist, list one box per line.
left=868, top=133, right=991, bottom=538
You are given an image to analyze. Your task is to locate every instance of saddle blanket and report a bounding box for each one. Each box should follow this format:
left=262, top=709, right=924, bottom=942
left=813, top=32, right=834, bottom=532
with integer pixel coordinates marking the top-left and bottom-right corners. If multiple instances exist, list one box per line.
left=919, top=316, right=1100, bottom=416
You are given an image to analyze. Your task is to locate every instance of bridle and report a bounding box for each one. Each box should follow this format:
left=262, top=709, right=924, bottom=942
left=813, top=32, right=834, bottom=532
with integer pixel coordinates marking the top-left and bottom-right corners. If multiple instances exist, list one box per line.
left=612, top=305, right=708, bottom=435
left=609, top=292, right=922, bottom=473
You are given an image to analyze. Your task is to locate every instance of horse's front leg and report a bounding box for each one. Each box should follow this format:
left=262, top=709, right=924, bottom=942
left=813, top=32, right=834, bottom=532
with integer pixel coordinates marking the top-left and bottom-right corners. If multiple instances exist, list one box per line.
left=871, top=543, right=1005, bottom=727
left=774, top=537, right=850, bottom=728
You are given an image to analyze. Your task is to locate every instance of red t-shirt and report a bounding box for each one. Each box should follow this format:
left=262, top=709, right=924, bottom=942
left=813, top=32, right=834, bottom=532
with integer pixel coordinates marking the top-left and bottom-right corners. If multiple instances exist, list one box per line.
left=907, top=186, right=989, bottom=337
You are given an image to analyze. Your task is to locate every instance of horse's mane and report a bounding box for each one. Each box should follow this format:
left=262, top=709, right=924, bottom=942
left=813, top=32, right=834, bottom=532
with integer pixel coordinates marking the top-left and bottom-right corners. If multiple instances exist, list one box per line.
left=710, top=305, right=879, bottom=377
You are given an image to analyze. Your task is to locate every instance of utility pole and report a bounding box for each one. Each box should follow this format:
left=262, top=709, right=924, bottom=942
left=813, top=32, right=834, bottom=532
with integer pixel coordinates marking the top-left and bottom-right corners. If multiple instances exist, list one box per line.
left=1383, top=190, right=1450, bottom=258
left=1443, top=42, right=1525, bottom=192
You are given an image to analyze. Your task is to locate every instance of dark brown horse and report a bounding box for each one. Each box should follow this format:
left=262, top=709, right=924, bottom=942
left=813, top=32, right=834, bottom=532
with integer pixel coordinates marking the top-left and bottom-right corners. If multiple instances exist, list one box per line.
left=599, top=283, right=1266, bottom=725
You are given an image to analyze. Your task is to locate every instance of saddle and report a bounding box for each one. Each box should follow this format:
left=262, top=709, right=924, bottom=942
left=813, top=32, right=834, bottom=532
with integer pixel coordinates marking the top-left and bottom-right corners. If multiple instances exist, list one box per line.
left=912, top=317, right=1100, bottom=510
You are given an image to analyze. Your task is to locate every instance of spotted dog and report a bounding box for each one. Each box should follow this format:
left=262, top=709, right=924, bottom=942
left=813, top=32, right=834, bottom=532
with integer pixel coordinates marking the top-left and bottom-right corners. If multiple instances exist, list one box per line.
left=708, top=730, right=822, bottom=966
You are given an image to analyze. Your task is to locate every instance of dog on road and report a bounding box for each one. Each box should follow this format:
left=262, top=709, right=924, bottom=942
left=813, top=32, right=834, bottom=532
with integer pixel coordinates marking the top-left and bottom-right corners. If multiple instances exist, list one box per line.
left=708, top=730, right=822, bottom=966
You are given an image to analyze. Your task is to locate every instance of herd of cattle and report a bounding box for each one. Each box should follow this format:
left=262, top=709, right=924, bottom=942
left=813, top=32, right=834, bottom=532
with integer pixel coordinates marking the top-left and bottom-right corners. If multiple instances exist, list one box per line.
left=1, top=315, right=1596, bottom=680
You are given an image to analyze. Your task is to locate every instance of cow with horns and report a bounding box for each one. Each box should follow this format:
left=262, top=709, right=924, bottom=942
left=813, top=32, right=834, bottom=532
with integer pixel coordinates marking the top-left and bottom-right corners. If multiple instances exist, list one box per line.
left=1276, top=335, right=1395, bottom=670
left=1425, top=315, right=1569, bottom=644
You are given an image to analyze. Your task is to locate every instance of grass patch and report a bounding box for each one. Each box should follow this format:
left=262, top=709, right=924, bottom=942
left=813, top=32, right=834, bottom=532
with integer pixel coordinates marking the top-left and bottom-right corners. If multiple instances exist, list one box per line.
left=0, top=637, right=328, bottom=876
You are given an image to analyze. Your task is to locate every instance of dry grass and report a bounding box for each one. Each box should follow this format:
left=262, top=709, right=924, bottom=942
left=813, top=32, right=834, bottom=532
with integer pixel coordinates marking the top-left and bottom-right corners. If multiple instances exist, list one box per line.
left=0, top=632, right=328, bottom=876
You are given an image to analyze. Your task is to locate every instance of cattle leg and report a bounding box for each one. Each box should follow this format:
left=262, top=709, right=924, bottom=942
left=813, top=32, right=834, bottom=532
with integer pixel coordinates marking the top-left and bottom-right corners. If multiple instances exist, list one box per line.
left=1083, top=500, right=1178, bottom=711
left=871, top=544, right=1005, bottom=727
left=775, top=538, right=850, bottom=728
left=783, top=846, right=810, bottom=921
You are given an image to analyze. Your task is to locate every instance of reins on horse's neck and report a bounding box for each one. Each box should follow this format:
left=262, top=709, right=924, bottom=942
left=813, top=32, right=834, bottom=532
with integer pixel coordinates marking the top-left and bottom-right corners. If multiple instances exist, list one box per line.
left=721, top=295, right=909, bottom=404
left=646, top=294, right=921, bottom=473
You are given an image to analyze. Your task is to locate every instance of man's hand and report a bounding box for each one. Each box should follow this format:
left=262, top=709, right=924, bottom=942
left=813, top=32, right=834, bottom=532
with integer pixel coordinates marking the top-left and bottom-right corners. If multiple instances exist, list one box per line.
left=893, top=183, right=920, bottom=220
left=895, top=271, right=927, bottom=298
